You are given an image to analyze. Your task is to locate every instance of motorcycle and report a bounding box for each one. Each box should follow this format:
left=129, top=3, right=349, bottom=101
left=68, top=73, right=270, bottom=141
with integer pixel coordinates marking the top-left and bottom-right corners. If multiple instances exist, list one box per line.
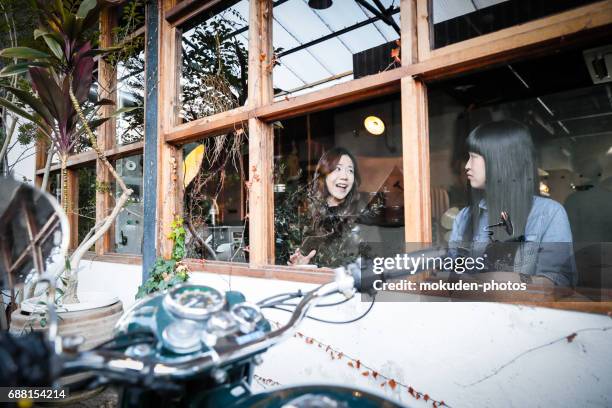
left=0, top=177, right=410, bottom=407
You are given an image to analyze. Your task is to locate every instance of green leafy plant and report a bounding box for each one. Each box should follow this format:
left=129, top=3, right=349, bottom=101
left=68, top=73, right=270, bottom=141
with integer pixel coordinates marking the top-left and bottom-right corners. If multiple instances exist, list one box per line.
left=136, top=217, right=190, bottom=299
left=0, top=0, right=137, bottom=304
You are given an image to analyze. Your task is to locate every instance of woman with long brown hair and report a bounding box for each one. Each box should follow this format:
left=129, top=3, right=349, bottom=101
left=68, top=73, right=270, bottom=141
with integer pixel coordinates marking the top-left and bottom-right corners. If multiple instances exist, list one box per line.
left=288, top=147, right=362, bottom=266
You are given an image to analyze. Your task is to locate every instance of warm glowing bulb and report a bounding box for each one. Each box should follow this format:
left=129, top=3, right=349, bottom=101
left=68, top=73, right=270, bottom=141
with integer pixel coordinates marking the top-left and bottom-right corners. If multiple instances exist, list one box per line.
left=364, top=116, right=385, bottom=135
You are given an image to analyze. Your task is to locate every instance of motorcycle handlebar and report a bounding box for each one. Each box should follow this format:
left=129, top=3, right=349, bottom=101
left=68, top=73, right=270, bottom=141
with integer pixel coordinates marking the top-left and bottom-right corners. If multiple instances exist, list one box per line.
left=52, top=247, right=449, bottom=384
left=61, top=274, right=356, bottom=382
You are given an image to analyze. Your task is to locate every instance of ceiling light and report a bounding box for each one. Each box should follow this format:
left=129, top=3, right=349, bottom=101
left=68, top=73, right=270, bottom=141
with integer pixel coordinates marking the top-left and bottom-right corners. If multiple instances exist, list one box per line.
left=308, top=0, right=333, bottom=10
left=364, top=115, right=385, bottom=135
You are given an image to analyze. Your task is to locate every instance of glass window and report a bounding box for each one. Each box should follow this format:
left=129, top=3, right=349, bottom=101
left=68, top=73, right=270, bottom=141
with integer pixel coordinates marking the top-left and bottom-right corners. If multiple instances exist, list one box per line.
left=182, top=133, right=248, bottom=263
left=428, top=38, right=612, bottom=298
left=116, top=46, right=145, bottom=145
left=48, top=171, right=61, bottom=202
left=116, top=0, right=145, bottom=36
left=179, top=1, right=249, bottom=123
left=114, top=154, right=144, bottom=254
left=274, top=94, right=403, bottom=267
left=431, top=0, right=600, bottom=49
left=77, top=165, right=97, bottom=243
left=273, top=0, right=400, bottom=99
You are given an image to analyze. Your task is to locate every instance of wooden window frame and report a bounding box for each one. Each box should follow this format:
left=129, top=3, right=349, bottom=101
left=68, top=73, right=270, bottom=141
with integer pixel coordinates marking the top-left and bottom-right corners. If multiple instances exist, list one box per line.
left=33, top=6, right=146, bottom=259
left=35, top=0, right=612, bottom=312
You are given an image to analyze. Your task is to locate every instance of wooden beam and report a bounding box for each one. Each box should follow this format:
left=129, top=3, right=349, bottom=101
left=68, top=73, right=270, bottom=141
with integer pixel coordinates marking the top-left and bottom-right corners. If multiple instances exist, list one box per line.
left=95, top=7, right=118, bottom=255
left=401, top=77, right=431, bottom=243
left=82, top=252, right=143, bottom=265
left=165, top=107, right=250, bottom=144
left=401, top=0, right=418, bottom=65
left=247, top=0, right=275, bottom=266
left=184, top=259, right=334, bottom=285
left=36, top=142, right=144, bottom=175
left=104, top=141, right=145, bottom=161
left=34, top=137, right=48, bottom=171
left=401, top=0, right=431, bottom=243
left=66, top=168, right=79, bottom=249
left=165, top=0, right=222, bottom=27
left=254, top=67, right=404, bottom=122
left=156, top=0, right=181, bottom=259
left=416, top=0, right=431, bottom=61
left=34, top=136, right=49, bottom=188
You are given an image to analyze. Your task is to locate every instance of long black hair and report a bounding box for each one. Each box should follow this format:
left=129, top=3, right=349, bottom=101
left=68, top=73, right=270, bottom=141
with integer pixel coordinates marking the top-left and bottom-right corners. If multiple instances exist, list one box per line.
left=463, top=120, right=539, bottom=241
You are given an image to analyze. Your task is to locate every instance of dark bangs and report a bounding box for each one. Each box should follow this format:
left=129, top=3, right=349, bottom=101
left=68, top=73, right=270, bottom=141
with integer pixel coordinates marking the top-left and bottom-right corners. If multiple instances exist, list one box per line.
left=464, top=120, right=539, bottom=241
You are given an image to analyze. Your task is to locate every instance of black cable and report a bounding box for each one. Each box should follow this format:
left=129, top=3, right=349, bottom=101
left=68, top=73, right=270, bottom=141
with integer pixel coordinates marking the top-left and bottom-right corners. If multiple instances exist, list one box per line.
left=266, top=295, right=376, bottom=325
left=273, top=296, right=352, bottom=308
left=256, top=290, right=304, bottom=307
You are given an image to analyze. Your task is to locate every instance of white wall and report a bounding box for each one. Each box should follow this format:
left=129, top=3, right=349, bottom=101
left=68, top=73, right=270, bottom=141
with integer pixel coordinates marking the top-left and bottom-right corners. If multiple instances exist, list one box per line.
left=77, top=260, right=612, bottom=407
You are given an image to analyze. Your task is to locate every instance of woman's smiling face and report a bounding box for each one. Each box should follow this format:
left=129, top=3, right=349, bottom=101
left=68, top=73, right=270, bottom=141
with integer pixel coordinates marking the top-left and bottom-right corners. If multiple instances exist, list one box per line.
left=325, top=154, right=355, bottom=206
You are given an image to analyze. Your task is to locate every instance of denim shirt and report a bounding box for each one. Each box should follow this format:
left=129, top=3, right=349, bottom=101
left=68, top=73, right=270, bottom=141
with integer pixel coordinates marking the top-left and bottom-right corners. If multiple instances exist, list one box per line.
left=449, top=196, right=577, bottom=287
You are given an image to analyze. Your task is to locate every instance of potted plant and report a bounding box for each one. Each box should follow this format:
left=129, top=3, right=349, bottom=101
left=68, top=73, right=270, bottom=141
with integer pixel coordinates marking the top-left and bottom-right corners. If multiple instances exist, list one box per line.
left=0, top=0, right=136, bottom=347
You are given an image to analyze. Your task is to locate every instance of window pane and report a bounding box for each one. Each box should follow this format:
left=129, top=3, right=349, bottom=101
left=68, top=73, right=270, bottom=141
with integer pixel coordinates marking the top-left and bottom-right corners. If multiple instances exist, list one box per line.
left=116, top=0, right=145, bottom=36
left=179, top=1, right=249, bottom=123
left=431, top=0, right=600, bottom=49
left=274, top=94, right=403, bottom=267
left=428, top=38, right=612, bottom=298
left=116, top=47, right=145, bottom=145
left=183, top=133, right=248, bottom=263
left=77, top=165, right=97, bottom=243
left=48, top=171, right=61, bottom=202
left=114, top=154, right=144, bottom=254
left=273, top=0, right=400, bottom=99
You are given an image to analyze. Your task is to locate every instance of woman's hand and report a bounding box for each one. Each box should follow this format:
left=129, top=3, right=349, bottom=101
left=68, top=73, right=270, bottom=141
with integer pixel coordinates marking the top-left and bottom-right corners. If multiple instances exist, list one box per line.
left=288, top=248, right=316, bottom=266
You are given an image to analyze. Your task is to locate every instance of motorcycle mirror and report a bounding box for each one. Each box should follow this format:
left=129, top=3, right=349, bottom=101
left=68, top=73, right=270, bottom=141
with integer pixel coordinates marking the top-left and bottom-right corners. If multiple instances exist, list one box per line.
left=0, top=177, right=69, bottom=291
left=500, top=211, right=513, bottom=236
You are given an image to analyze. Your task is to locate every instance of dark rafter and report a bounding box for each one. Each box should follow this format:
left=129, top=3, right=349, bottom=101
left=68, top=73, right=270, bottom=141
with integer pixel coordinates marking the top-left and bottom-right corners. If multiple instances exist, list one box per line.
left=277, top=6, right=400, bottom=58
left=355, top=0, right=401, bottom=35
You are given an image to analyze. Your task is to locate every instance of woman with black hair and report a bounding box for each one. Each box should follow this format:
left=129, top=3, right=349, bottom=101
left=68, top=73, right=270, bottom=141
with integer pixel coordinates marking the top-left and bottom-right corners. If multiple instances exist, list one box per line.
left=449, top=120, right=576, bottom=287
left=288, top=147, right=362, bottom=266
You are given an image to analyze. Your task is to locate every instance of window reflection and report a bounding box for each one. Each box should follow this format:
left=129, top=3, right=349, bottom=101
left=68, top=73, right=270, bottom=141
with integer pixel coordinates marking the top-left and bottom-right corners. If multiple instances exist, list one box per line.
left=115, top=154, right=144, bottom=254
left=428, top=38, right=612, bottom=295
left=431, top=0, right=599, bottom=49
left=77, top=165, right=96, bottom=243
left=179, top=1, right=249, bottom=122
left=273, top=0, right=400, bottom=99
left=183, top=133, right=248, bottom=263
left=274, top=94, right=404, bottom=267
left=116, top=48, right=145, bottom=145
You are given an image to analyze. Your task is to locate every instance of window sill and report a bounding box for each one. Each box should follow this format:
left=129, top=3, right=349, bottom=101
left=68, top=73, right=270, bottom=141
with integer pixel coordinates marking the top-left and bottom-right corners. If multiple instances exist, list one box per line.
left=82, top=252, right=143, bottom=265
left=184, top=259, right=334, bottom=285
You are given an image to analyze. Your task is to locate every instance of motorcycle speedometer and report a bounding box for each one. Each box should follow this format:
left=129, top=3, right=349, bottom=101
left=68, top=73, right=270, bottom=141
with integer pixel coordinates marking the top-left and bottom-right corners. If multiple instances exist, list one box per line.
left=230, top=303, right=262, bottom=334
left=163, top=285, right=225, bottom=320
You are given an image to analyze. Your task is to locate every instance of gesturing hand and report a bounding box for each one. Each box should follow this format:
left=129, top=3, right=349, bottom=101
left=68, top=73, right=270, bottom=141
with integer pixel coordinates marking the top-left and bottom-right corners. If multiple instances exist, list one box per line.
left=287, top=248, right=316, bottom=266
